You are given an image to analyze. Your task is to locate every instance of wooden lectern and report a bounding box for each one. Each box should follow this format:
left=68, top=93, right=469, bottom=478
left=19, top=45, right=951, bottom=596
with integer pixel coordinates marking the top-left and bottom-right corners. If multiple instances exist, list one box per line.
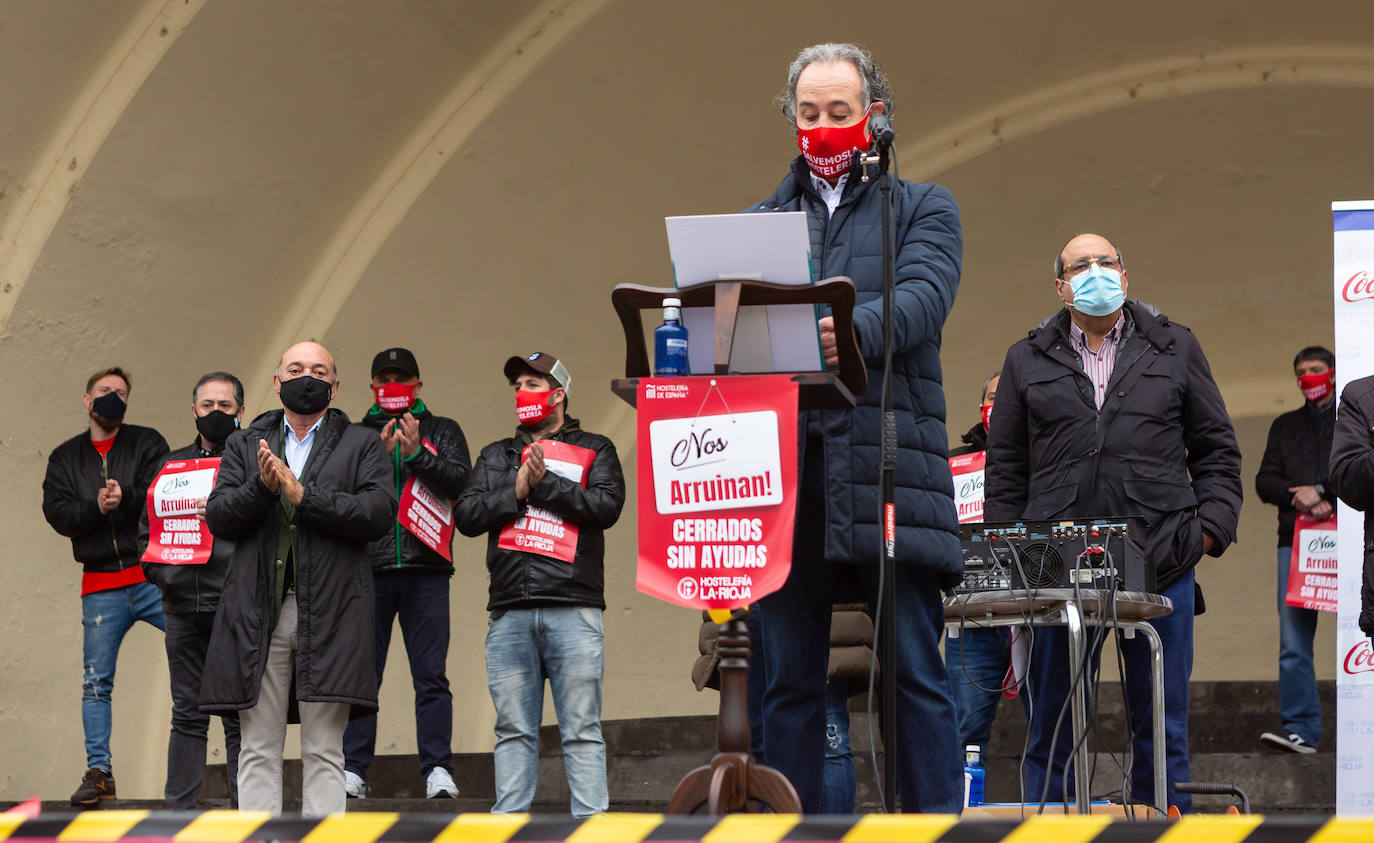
left=610, top=277, right=866, bottom=815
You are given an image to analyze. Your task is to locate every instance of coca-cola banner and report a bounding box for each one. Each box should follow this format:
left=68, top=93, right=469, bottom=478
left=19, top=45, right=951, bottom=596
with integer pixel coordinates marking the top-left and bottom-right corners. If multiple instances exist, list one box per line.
left=1332, top=200, right=1374, bottom=812
left=635, top=376, right=798, bottom=609
left=949, top=451, right=985, bottom=524
left=141, top=458, right=220, bottom=565
left=1285, top=515, right=1338, bottom=613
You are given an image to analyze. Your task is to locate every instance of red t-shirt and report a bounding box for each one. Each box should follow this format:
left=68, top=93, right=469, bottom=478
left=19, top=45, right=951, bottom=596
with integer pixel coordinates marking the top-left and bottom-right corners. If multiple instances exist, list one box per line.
left=81, top=432, right=146, bottom=595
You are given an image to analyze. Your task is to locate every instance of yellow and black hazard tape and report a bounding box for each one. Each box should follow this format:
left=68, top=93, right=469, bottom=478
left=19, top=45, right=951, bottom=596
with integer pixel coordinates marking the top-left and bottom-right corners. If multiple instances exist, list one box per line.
left=3, top=811, right=1374, bottom=843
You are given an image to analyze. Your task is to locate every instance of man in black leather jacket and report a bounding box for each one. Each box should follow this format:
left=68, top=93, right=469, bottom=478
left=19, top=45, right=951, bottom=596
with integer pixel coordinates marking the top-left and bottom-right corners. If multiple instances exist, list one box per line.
left=455, top=352, right=624, bottom=818
left=139, top=371, right=246, bottom=809
left=343, top=348, right=471, bottom=800
left=43, top=366, right=169, bottom=806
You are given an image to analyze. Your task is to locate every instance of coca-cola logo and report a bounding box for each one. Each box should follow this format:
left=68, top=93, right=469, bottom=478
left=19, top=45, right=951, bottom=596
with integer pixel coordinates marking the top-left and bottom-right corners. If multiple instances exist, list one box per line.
left=1308, top=534, right=1337, bottom=553
left=1344, top=639, right=1374, bottom=675
left=1342, top=270, right=1374, bottom=302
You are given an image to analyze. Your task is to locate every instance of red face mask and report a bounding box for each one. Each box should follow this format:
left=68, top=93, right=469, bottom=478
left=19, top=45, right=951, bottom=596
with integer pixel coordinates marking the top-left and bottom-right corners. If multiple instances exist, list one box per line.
left=1298, top=370, right=1334, bottom=403
left=516, top=389, right=556, bottom=428
left=375, top=382, right=417, bottom=414
left=980, top=403, right=994, bottom=432
left=797, top=106, right=874, bottom=180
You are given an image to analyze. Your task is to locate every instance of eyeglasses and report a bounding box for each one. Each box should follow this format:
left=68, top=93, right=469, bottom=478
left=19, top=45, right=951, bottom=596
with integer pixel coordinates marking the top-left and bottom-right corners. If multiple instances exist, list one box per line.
left=1060, top=254, right=1123, bottom=279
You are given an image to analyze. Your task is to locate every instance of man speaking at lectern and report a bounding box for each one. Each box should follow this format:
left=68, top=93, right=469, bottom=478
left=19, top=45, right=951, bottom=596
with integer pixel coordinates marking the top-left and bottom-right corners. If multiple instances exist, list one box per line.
left=745, top=42, right=964, bottom=813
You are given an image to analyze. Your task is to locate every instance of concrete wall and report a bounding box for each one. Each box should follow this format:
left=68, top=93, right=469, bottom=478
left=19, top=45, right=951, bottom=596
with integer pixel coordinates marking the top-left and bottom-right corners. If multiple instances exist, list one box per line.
left=1, top=0, right=1371, bottom=800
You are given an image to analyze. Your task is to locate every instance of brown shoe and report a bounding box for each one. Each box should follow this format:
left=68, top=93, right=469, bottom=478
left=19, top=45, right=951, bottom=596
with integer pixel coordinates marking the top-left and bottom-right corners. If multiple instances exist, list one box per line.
left=71, top=768, right=116, bottom=807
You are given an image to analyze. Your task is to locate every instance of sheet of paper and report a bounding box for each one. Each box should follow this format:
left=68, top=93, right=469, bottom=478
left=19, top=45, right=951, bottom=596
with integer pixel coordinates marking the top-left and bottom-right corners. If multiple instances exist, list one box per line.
left=664, top=212, right=823, bottom=374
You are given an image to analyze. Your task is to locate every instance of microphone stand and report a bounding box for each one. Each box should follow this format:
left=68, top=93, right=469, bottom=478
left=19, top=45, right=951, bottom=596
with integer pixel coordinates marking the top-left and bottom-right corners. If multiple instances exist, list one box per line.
left=861, top=125, right=897, bottom=812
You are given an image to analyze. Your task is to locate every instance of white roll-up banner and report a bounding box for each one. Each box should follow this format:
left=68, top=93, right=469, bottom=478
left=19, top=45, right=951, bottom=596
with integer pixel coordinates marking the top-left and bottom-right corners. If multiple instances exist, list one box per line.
left=1332, top=200, right=1374, bottom=814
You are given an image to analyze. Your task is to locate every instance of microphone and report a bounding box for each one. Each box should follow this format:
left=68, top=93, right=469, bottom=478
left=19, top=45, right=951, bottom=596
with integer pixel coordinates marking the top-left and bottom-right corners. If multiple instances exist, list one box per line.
left=868, top=112, right=894, bottom=148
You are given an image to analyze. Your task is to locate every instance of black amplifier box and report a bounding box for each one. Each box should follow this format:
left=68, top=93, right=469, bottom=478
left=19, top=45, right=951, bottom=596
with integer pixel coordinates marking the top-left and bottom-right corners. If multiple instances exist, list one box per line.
left=955, top=518, right=1155, bottom=594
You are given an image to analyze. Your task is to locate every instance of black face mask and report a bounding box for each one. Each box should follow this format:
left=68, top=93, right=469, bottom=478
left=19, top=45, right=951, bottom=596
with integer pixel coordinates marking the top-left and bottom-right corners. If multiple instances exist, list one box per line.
left=279, top=376, right=332, bottom=415
left=195, top=410, right=239, bottom=445
left=91, top=391, right=127, bottom=421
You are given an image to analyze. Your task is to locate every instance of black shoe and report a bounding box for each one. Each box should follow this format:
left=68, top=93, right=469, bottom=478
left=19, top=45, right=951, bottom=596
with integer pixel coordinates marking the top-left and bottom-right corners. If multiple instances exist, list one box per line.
left=1260, top=730, right=1317, bottom=754
left=71, top=768, right=116, bottom=806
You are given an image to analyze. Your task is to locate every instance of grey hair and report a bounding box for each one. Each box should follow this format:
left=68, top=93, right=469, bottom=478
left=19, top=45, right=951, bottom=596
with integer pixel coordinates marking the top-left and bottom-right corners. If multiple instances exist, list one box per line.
left=1053, top=233, right=1124, bottom=278
left=980, top=371, right=1001, bottom=403
left=192, top=371, right=245, bottom=408
left=776, top=43, right=893, bottom=135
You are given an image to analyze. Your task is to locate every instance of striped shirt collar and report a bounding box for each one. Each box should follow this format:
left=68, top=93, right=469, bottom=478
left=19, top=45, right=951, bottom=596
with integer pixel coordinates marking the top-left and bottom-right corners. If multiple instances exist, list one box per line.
left=1068, top=311, right=1126, bottom=356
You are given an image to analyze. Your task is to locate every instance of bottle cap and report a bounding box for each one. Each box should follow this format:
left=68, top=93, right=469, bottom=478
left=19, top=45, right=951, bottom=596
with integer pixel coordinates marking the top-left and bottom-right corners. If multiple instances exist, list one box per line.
left=664, top=297, right=681, bottom=307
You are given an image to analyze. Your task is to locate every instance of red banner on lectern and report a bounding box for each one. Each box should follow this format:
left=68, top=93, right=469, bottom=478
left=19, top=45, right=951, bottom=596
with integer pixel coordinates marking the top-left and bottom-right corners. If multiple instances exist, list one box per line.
left=635, top=375, right=799, bottom=609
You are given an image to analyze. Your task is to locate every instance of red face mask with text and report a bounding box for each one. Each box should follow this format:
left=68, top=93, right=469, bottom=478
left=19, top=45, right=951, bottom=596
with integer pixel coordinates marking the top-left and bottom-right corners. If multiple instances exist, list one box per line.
left=980, top=403, right=993, bottom=432
left=375, top=382, right=417, bottom=414
left=1298, top=370, right=1334, bottom=403
left=516, top=389, right=556, bottom=428
left=797, top=106, right=874, bottom=180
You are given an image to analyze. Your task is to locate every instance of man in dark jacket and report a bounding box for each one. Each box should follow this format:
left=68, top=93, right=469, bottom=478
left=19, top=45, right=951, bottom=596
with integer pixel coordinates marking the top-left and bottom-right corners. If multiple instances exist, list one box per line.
left=1255, top=346, right=1337, bottom=754
left=138, top=371, right=246, bottom=809
left=343, top=347, right=471, bottom=800
left=42, top=366, right=169, bottom=806
left=455, top=352, right=625, bottom=818
left=742, top=42, right=964, bottom=813
left=201, top=341, right=392, bottom=816
left=1329, top=375, right=1374, bottom=644
left=985, top=233, right=1243, bottom=811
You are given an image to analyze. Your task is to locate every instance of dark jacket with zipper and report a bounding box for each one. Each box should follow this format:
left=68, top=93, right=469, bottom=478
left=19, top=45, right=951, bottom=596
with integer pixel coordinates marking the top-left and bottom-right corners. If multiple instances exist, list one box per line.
left=746, top=155, right=963, bottom=578
left=1255, top=399, right=1337, bottom=547
left=200, top=408, right=393, bottom=715
left=455, top=418, right=625, bottom=612
left=1327, top=375, right=1374, bottom=638
left=43, top=423, right=169, bottom=573
left=138, top=438, right=236, bottom=613
left=358, top=401, right=471, bottom=575
left=984, top=300, right=1243, bottom=590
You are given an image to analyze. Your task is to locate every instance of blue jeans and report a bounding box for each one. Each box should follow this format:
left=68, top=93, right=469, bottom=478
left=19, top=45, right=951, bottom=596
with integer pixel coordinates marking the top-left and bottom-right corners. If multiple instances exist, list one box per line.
left=1023, top=571, right=1196, bottom=811
left=345, top=572, right=454, bottom=780
left=946, top=627, right=1029, bottom=756
left=821, top=680, right=855, bottom=814
left=485, top=606, right=606, bottom=817
left=1277, top=546, right=1322, bottom=744
left=757, top=444, right=963, bottom=813
left=81, top=581, right=166, bottom=771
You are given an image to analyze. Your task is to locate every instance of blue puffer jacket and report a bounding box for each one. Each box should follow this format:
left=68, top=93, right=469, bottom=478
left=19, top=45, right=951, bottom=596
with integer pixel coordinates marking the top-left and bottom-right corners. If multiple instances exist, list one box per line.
left=746, top=156, right=963, bottom=578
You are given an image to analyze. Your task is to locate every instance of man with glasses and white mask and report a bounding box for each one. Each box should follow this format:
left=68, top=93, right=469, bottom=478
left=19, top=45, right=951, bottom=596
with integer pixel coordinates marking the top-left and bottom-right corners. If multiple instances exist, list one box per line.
left=985, top=233, right=1242, bottom=812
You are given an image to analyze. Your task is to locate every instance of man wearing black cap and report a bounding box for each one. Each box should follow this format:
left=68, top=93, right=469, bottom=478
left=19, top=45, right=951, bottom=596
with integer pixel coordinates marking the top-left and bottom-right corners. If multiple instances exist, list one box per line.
left=343, top=348, right=471, bottom=799
left=455, top=352, right=625, bottom=818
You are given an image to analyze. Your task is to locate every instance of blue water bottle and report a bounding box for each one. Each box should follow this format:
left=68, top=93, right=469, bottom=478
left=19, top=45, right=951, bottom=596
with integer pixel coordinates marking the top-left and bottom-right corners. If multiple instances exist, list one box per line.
left=654, top=297, right=689, bottom=375
left=964, top=745, right=985, bottom=807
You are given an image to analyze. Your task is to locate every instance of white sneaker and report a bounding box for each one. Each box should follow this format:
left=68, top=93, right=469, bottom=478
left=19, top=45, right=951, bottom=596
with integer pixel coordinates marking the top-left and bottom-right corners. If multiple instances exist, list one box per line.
left=426, top=766, right=459, bottom=798
left=344, top=770, right=366, bottom=799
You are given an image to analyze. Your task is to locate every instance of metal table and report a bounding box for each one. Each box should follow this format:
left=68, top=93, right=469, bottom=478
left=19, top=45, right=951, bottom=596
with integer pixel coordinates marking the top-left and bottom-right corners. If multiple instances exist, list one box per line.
left=944, top=589, right=1173, bottom=816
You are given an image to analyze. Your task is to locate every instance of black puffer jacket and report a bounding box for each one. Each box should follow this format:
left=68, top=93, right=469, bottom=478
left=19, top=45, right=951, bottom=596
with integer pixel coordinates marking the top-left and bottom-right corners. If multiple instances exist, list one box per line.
left=1328, top=375, right=1374, bottom=638
left=746, top=156, right=963, bottom=577
left=455, top=419, right=625, bottom=611
left=43, top=424, right=169, bottom=572
left=139, top=438, right=235, bottom=613
left=1255, top=400, right=1336, bottom=547
left=985, top=300, right=1243, bottom=589
left=357, top=402, right=471, bottom=574
left=201, top=408, right=393, bottom=715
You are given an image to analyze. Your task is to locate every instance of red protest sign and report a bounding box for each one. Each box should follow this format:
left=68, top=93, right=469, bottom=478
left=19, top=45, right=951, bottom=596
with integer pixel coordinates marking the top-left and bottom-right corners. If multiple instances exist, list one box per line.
left=399, top=439, right=456, bottom=561
left=1285, top=513, right=1338, bottom=613
left=497, top=440, right=597, bottom=563
left=141, top=457, right=221, bottom=565
left=949, top=450, right=986, bottom=524
left=635, top=375, right=798, bottom=609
